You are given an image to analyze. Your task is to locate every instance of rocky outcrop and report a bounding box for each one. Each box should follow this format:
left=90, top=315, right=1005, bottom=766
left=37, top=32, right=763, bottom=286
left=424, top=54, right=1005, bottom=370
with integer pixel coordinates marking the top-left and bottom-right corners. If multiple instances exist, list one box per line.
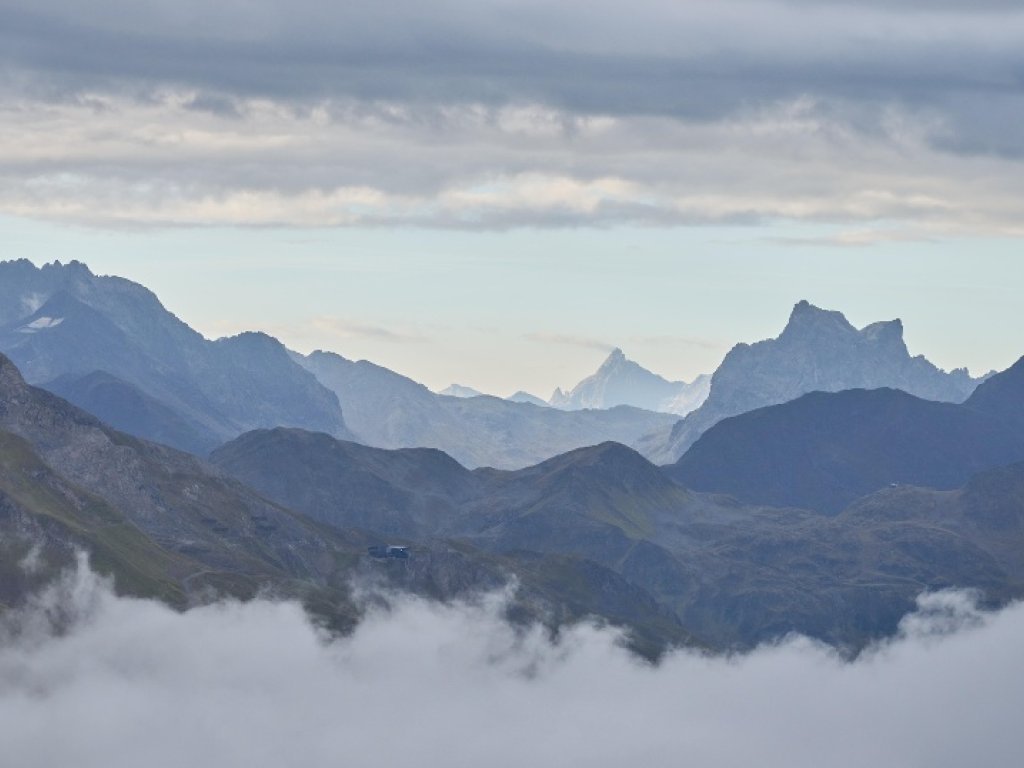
left=640, top=300, right=986, bottom=463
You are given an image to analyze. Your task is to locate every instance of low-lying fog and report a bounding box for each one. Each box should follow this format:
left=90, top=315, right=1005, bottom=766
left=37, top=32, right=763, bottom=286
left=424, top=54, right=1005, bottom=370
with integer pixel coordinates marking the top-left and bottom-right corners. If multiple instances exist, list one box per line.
left=1, top=556, right=1020, bottom=768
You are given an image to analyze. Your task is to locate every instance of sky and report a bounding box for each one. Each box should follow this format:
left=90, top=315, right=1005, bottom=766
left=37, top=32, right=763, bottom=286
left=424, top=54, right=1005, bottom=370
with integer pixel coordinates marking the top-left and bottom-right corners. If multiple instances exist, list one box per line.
left=2, top=0, right=1023, bottom=395
left=2, top=557, right=1023, bottom=768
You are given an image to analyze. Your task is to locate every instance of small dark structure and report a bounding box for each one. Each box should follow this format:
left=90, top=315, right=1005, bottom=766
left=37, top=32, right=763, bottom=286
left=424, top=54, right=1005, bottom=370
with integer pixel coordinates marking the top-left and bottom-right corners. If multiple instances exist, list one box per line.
left=367, top=545, right=410, bottom=559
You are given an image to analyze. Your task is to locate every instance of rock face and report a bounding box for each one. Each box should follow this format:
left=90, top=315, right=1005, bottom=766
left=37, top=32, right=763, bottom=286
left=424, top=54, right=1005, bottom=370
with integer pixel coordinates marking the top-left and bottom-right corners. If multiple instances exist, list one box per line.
left=550, top=348, right=710, bottom=416
left=292, top=350, right=678, bottom=470
left=640, top=300, right=986, bottom=463
left=668, top=383, right=1024, bottom=514
left=0, top=259, right=352, bottom=453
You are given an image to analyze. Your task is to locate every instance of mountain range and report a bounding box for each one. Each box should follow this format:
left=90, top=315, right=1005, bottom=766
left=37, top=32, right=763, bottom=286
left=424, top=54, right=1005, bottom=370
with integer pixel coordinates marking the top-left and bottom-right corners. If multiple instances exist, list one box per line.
left=209, top=349, right=1024, bottom=648
left=0, top=260, right=683, bottom=469
left=3, top=335, right=1023, bottom=651
left=639, top=300, right=988, bottom=463
left=1, top=261, right=990, bottom=475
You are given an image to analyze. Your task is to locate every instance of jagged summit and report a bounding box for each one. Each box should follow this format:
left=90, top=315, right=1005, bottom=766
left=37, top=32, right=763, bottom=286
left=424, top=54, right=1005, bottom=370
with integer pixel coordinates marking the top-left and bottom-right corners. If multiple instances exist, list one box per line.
left=643, top=300, right=987, bottom=464
left=549, top=348, right=709, bottom=415
left=782, top=301, right=907, bottom=350
left=601, top=347, right=626, bottom=365
left=860, top=318, right=907, bottom=353
left=782, top=299, right=856, bottom=337
left=41, top=259, right=93, bottom=276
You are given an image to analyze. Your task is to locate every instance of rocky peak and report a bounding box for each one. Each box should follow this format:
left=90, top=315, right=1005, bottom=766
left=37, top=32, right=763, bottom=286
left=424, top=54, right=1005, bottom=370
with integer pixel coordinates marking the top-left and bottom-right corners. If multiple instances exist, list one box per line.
left=40, top=259, right=94, bottom=281
left=600, top=347, right=627, bottom=368
left=860, top=318, right=907, bottom=354
left=780, top=300, right=856, bottom=340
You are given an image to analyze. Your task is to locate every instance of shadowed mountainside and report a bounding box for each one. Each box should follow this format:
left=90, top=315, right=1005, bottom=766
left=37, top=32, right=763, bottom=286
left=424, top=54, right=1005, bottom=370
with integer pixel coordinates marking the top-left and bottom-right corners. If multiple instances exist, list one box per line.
left=667, top=380, right=1024, bottom=514
left=212, top=422, right=1024, bottom=649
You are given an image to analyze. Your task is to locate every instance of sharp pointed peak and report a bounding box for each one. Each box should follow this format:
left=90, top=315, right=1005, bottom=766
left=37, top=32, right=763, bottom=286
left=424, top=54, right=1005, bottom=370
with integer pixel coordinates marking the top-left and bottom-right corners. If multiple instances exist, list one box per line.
left=601, top=347, right=627, bottom=365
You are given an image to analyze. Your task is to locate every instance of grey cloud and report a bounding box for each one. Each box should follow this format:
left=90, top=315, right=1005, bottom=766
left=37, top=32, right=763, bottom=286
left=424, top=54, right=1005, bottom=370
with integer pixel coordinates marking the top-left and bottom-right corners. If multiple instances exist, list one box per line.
left=183, top=93, right=243, bottom=119
left=2, top=93, right=1021, bottom=232
left=308, top=316, right=428, bottom=344
left=1, top=0, right=1024, bottom=229
left=525, top=332, right=616, bottom=352
left=629, top=334, right=723, bottom=351
left=1, top=558, right=1023, bottom=768
left=3, top=2, right=1023, bottom=125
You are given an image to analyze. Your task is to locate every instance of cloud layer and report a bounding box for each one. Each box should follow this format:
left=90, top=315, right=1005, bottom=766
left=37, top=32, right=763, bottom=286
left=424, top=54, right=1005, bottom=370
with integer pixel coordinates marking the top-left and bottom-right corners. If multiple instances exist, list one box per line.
left=1, top=557, right=1022, bottom=768
left=1, top=1, right=1023, bottom=231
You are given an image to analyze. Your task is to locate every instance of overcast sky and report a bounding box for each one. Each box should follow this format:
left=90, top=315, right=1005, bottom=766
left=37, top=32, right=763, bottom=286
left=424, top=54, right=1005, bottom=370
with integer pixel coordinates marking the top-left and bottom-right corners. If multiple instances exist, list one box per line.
left=2, top=559, right=1023, bottom=768
left=2, top=0, right=1022, bottom=393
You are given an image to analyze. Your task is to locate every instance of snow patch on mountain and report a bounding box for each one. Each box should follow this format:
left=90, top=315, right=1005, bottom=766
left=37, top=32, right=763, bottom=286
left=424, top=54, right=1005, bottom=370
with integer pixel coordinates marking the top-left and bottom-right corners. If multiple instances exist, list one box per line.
left=17, top=316, right=64, bottom=333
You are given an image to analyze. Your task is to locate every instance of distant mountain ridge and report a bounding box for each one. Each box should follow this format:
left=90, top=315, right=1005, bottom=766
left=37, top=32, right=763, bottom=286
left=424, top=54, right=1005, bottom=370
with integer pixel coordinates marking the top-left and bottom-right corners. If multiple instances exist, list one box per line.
left=292, top=349, right=678, bottom=469
left=640, top=300, right=987, bottom=463
left=0, top=260, right=688, bottom=468
left=0, top=260, right=353, bottom=453
left=550, top=348, right=711, bottom=416
left=507, top=391, right=548, bottom=406
left=439, top=383, right=485, bottom=398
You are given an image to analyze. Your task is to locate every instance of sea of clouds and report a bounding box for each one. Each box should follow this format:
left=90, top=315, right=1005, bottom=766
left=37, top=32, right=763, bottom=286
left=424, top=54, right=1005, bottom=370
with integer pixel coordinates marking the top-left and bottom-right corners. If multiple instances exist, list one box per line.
left=1, top=555, right=1021, bottom=768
